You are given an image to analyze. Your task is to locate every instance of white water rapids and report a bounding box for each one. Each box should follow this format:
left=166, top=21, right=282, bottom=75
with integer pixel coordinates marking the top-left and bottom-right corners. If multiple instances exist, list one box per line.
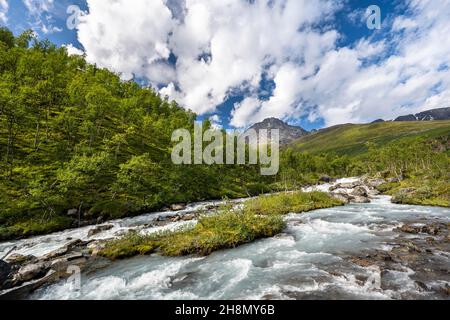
left=0, top=178, right=448, bottom=300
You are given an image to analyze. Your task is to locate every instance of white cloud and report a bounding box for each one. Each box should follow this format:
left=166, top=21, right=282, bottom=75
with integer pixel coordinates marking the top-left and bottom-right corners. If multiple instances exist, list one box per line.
left=209, top=114, right=222, bottom=130
left=75, top=0, right=450, bottom=128
left=63, top=44, right=84, bottom=56
left=0, top=0, right=8, bottom=24
left=22, top=0, right=62, bottom=34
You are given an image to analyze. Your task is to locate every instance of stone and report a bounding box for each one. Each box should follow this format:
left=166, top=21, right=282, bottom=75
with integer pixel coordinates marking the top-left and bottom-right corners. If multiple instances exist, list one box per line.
left=181, top=214, right=196, bottom=221
left=351, top=186, right=368, bottom=197
left=366, top=179, right=386, bottom=188
left=319, top=175, right=332, bottom=183
left=0, top=260, right=11, bottom=285
left=43, top=247, right=69, bottom=261
left=67, top=209, right=78, bottom=217
left=5, top=254, right=36, bottom=266
left=87, top=241, right=107, bottom=257
left=170, top=204, right=187, bottom=211
left=88, top=225, right=114, bottom=237
left=14, top=262, right=48, bottom=283
left=331, top=192, right=350, bottom=204
left=351, top=196, right=371, bottom=204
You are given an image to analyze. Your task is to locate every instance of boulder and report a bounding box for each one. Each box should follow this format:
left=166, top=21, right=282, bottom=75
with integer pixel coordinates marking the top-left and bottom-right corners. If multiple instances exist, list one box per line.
left=351, top=196, right=371, bottom=204
left=181, top=214, right=196, bottom=221
left=5, top=254, right=36, bottom=266
left=88, top=225, right=114, bottom=237
left=87, top=241, right=107, bottom=257
left=351, top=186, right=368, bottom=197
left=170, top=204, right=187, bottom=211
left=365, top=179, right=386, bottom=188
left=319, top=175, right=332, bottom=183
left=67, top=209, right=78, bottom=217
left=331, top=193, right=350, bottom=204
left=0, top=260, right=11, bottom=285
left=43, top=247, right=70, bottom=261
left=14, top=262, right=48, bottom=283
left=329, top=182, right=360, bottom=191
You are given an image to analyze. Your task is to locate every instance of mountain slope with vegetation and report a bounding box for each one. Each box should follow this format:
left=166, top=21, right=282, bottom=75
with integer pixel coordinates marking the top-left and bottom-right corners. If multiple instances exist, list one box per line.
left=290, top=121, right=450, bottom=156
left=281, top=122, right=450, bottom=207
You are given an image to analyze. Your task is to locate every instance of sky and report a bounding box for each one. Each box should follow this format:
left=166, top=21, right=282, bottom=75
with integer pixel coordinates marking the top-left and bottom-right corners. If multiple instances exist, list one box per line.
left=2, top=0, right=450, bottom=130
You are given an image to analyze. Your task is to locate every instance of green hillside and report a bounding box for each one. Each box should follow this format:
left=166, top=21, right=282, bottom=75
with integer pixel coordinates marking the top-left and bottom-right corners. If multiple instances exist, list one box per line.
left=291, top=121, right=450, bottom=155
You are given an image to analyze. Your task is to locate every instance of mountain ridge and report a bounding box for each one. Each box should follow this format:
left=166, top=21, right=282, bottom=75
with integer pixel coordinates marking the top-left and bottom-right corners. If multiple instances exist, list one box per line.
left=244, top=117, right=308, bottom=145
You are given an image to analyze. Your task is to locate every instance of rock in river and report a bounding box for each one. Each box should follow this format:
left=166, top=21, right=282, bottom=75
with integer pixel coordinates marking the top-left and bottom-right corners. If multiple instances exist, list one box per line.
left=14, top=262, right=48, bottom=283
left=0, top=260, right=11, bottom=285
left=88, top=225, right=114, bottom=237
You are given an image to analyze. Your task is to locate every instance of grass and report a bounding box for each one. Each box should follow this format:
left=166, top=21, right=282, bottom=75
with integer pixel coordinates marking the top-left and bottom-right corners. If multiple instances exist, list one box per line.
left=99, top=191, right=343, bottom=260
left=244, top=191, right=344, bottom=216
left=378, top=176, right=450, bottom=207
left=291, top=121, right=450, bottom=156
left=99, top=209, right=286, bottom=259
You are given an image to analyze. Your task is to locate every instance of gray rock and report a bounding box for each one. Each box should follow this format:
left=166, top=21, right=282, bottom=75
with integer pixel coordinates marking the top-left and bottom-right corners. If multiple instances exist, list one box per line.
left=170, top=204, right=187, bottom=211
left=351, top=196, right=371, bottom=204
left=14, top=262, right=48, bottom=283
left=0, top=260, right=11, bottom=285
left=43, top=247, right=70, bottom=261
left=5, top=254, right=36, bottom=266
left=319, top=175, right=333, bottom=183
left=331, top=193, right=350, bottom=204
left=351, top=186, right=368, bottom=197
left=365, top=179, right=386, bottom=188
left=181, top=214, right=196, bottom=221
left=88, top=225, right=114, bottom=237
left=87, top=241, right=107, bottom=257
left=67, top=209, right=78, bottom=217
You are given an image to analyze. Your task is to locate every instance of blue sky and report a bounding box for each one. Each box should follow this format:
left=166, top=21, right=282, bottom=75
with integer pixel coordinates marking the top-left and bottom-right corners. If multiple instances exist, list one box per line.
left=2, top=0, right=450, bottom=130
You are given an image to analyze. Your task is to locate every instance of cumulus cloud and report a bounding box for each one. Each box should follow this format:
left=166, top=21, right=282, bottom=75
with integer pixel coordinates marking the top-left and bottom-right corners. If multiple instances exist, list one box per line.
left=75, top=0, right=450, bottom=128
left=63, top=43, right=84, bottom=56
left=0, top=0, right=8, bottom=24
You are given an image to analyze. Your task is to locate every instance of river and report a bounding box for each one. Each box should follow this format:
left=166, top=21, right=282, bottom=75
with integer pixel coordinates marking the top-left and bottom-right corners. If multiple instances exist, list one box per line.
left=1, top=179, right=449, bottom=300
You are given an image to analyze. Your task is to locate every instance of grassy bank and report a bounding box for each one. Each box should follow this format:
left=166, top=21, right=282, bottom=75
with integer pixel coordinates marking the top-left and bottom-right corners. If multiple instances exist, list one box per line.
left=378, top=176, right=450, bottom=207
left=99, top=191, right=343, bottom=260
left=244, top=191, right=344, bottom=216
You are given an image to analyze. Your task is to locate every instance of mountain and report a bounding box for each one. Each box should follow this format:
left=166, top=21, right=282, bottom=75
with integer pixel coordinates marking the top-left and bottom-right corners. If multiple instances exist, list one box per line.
left=374, top=107, right=450, bottom=123
left=244, top=118, right=308, bottom=145
left=290, top=121, right=450, bottom=156
left=394, top=107, right=450, bottom=122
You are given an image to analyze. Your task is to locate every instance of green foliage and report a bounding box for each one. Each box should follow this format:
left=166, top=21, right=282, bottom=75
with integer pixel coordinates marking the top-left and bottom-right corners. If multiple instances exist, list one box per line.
left=291, top=122, right=450, bottom=156
left=244, top=191, right=344, bottom=216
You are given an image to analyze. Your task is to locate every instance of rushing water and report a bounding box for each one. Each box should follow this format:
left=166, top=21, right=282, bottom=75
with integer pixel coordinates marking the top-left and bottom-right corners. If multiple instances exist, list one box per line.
left=1, top=179, right=449, bottom=300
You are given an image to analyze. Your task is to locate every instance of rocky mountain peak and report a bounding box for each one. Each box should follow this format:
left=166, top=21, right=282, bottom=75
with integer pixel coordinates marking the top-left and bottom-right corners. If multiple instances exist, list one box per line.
left=244, top=118, right=308, bottom=145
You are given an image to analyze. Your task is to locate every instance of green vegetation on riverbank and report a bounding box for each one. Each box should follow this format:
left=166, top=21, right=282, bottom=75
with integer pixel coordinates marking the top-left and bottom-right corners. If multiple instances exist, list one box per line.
left=281, top=132, right=449, bottom=207
left=244, top=191, right=343, bottom=216
left=99, top=191, right=339, bottom=259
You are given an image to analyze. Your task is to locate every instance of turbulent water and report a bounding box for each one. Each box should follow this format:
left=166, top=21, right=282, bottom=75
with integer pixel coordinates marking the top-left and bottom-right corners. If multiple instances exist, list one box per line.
left=1, top=179, right=449, bottom=300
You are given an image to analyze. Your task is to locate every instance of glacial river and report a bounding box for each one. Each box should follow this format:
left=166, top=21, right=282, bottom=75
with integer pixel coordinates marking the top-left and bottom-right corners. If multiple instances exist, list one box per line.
left=1, top=179, right=449, bottom=300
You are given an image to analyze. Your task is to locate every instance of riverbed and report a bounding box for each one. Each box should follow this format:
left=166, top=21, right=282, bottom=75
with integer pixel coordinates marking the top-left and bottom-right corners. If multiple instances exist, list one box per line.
left=1, top=179, right=449, bottom=300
